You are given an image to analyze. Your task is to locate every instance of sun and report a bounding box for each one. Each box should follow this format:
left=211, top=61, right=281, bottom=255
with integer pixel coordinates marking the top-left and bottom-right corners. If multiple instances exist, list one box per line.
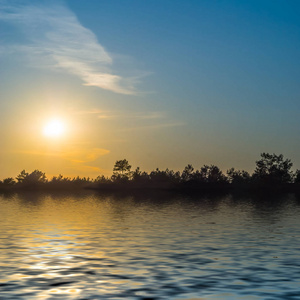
left=43, top=119, right=65, bottom=138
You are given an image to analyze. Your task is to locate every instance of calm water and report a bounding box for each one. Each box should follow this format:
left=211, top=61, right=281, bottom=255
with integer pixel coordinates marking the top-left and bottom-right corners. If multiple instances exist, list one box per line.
left=0, top=192, right=300, bottom=299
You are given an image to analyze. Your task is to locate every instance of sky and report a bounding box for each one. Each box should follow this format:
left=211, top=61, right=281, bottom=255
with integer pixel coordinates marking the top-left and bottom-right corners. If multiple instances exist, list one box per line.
left=0, top=0, right=300, bottom=179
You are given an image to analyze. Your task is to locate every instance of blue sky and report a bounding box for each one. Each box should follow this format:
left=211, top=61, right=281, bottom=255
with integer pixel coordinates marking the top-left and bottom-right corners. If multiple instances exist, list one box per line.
left=0, top=0, right=300, bottom=178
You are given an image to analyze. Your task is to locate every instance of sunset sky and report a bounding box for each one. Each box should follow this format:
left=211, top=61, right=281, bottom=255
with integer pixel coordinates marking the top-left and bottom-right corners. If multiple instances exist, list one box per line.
left=1, top=0, right=300, bottom=179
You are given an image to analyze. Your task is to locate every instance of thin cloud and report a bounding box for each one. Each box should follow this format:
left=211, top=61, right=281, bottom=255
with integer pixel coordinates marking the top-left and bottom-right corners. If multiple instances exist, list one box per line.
left=0, top=0, right=141, bottom=94
left=69, top=108, right=183, bottom=130
left=70, top=109, right=165, bottom=120
left=70, top=109, right=106, bottom=115
left=13, top=147, right=110, bottom=175
left=67, top=164, right=102, bottom=174
left=70, top=108, right=116, bottom=119
left=14, top=148, right=110, bottom=162
left=96, top=111, right=165, bottom=120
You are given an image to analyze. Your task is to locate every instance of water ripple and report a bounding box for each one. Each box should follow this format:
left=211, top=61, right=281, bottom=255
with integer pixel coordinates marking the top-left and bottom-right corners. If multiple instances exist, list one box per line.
left=0, top=192, right=299, bottom=299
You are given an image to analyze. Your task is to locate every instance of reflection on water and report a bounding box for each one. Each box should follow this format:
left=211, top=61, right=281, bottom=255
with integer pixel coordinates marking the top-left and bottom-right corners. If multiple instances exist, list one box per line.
left=0, top=191, right=300, bottom=299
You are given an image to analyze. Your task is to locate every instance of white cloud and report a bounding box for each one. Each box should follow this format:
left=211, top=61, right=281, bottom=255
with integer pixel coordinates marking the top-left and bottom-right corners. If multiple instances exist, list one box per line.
left=0, top=0, right=140, bottom=94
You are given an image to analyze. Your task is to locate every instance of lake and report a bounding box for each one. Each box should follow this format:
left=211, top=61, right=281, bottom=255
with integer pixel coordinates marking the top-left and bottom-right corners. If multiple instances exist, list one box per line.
left=0, top=191, right=299, bottom=299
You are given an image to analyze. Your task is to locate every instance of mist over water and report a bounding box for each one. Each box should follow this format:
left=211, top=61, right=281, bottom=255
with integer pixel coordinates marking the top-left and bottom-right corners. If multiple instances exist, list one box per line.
left=0, top=192, right=300, bottom=299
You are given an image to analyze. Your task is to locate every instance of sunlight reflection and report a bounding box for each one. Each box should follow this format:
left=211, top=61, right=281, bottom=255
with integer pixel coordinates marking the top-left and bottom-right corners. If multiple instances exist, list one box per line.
left=20, top=228, right=86, bottom=275
left=1, top=194, right=299, bottom=299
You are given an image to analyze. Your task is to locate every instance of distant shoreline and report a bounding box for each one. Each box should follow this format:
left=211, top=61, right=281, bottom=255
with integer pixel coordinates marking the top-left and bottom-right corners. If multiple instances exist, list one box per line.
left=2, top=181, right=300, bottom=195
left=2, top=153, right=300, bottom=194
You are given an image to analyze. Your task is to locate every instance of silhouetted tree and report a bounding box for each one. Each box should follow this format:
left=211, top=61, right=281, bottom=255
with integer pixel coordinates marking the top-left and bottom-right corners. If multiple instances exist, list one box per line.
left=253, top=153, right=293, bottom=184
left=148, top=168, right=178, bottom=188
left=294, top=169, right=300, bottom=184
left=16, top=170, right=47, bottom=185
left=95, top=175, right=110, bottom=184
left=3, top=152, right=300, bottom=192
left=181, top=164, right=194, bottom=182
left=112, top=159, right=132, bottom=181
left=131, top=167, right=151, bottom=187
left=48, top=174, right=72, bottom=189
left=227, top=168, right=251, bottom=185
left=72, top=176, right=91, bottom=184
left=28, top=170, right=47, bottom=183
left=1, top=177, right=16, bottom=187
left=131, top=167, right=147, bottom=180
left=198, top=165, right=227, bottom=183
left=50, top=174, right=64, bottom=182
left=132, top=167, right=142, bottom=180
left=16, top=170, right=29, bottom=183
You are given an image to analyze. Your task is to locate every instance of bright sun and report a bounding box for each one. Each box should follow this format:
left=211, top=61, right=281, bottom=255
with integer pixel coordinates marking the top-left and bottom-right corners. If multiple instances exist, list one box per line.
left=43, top=120, right=65, bottom=138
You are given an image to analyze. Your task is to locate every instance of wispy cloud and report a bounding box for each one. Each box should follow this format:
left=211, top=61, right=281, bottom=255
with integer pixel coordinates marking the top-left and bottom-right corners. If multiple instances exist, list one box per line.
left=69, top=108, right=184, bottom=130
left=14, top=147, right=110, bottom=173
left=70, top=108, right=165, bottom=120
left=15, top=147, right=109, bottom=162
left=0, top=0, right=142, bottom=94
left=67, top=164, right=103, bottom=174
left=70, top=109, right=105, bottom=115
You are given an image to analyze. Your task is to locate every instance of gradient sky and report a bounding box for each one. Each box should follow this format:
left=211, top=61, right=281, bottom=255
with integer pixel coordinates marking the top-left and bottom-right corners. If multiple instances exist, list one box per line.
left=1, top=0, right=300, bottom=179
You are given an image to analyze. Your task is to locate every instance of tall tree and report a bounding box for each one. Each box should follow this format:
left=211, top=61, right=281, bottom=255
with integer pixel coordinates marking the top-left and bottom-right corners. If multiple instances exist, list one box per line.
left=253, top=153, right=293, bottom=184
left=16, top=170, right=47, bottom=185
left=16, top=170, right=29, bottom=183
left=112, top=159, right=132, bottom=180
left=181, top=164, right=194, bottom=182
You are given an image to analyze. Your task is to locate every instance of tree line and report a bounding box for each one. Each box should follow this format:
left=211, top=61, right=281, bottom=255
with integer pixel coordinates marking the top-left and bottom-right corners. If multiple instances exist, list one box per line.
left=1, top=153, right=300, bottom=191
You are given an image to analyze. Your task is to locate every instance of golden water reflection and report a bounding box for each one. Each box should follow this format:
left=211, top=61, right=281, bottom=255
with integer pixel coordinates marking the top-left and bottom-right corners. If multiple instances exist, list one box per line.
left=0, top=192, right=300, bottom=299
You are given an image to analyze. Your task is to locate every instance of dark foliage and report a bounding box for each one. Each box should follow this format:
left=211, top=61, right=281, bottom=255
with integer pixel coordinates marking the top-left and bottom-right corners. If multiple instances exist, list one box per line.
left=1, top=153, right=299, bottom=192
left=252, top=153, right=293, bottom=185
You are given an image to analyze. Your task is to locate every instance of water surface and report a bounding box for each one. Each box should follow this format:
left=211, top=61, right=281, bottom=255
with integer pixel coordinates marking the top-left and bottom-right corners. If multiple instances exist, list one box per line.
left=0, top=192, right=300, bottom=299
